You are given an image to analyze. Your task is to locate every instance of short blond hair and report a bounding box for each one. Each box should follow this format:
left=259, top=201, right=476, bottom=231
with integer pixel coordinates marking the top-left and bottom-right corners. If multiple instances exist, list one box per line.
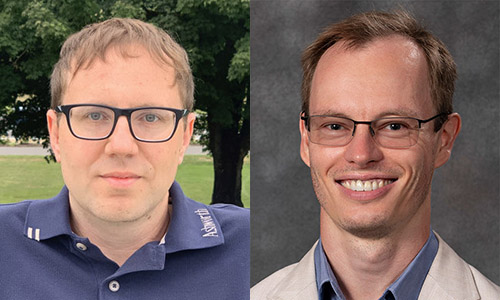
left=50, top=18, right=194, bottom=111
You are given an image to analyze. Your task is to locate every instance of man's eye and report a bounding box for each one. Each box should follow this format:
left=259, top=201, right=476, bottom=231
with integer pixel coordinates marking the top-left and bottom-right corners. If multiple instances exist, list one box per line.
left=144, top=114, right=159, bottom=122
left=387, top=123, right=403, bottom=130
left=88, top=112, right=103, bottom=121
left=381, top=122, right=410, bottom=131
left=327, top=123, right=343, bottom=130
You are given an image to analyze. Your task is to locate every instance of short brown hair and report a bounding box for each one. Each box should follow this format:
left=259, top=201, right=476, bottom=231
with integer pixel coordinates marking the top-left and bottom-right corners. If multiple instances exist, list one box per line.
left=50, top=18, right=194, bottom=111
left=301, top=10, right=456, bottom=130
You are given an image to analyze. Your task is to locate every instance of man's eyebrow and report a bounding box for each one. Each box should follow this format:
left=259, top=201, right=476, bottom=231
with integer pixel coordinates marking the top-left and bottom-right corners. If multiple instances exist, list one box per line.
left=309, top=110, right=350, bottom=118
left=69, top=101, right=169, bottom=108
left=375, top=109, right=422, bottom=119
left=309, top=108, right=422, bottom=119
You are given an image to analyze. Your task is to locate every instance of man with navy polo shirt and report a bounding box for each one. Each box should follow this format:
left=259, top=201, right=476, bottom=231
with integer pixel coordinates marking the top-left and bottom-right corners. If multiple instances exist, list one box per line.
left=0, top=18, right=249, bottom=299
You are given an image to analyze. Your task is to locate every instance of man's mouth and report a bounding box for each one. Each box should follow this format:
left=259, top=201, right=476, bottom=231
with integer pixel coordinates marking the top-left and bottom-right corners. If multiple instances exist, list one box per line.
left=102, top=173, right=140, bottom=179
left=339, top=179, right=396, bottom=192
left=100, top=172, right=141, bottom=187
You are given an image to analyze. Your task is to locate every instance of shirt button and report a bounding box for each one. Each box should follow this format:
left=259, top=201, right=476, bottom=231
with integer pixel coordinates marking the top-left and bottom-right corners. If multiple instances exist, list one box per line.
left=108, top=280, right=120, bottom=292
left=75, top=243, right=87, bottom=251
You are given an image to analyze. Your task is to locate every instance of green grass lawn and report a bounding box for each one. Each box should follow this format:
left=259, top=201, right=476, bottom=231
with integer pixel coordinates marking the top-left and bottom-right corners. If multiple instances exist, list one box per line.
left=0, top=155, right=249, bottom=207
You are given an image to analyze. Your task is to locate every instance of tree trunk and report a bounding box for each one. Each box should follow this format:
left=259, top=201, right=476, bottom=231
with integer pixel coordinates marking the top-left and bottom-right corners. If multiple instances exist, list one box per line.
left=208, top=108, right=249, bottom=207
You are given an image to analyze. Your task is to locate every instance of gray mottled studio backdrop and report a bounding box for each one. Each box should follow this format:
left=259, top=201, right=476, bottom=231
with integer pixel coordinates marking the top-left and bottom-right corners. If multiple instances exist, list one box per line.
left=250, top=0, right=500, bottom=286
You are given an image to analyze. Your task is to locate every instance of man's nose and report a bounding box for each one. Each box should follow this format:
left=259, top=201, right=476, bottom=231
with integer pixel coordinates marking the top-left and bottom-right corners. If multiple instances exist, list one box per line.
left=104, top=116, right=139, bottom=156
left=343, top=124, right=383, bottom=167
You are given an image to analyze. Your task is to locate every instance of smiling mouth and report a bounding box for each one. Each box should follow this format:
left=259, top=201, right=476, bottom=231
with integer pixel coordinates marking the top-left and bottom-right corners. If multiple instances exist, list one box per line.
left=338, top=179, right=396, bottom=192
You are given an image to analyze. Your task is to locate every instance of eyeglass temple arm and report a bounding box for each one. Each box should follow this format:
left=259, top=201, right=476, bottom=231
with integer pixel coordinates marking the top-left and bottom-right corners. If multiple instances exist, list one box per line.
left=418, top=113, right=449, bottom=128
left=300, top=112, right=310, bottom=130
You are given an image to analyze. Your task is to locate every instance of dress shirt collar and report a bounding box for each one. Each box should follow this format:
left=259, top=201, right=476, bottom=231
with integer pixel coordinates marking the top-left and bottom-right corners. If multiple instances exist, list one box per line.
left=315, top=237, right=343, bottom=299
left=315, top=231, right=438, bottom=300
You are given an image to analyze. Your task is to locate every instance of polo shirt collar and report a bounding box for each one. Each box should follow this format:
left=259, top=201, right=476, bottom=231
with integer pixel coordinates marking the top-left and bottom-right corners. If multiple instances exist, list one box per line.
left=24, top=186, right=72, bottom=241
left=23, top=182, right=225, bottom=253
left=162, top=181, right=225, bottom=253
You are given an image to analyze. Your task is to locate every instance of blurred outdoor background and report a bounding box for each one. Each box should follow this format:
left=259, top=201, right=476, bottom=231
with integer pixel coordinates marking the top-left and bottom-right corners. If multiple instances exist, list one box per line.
left=0, top=0, right=249, bottom=207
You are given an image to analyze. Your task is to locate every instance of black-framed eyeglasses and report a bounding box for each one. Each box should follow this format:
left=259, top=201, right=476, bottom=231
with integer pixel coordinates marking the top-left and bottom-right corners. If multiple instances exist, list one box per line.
left=301, top=112, right=448, bottom=149
left=55, top=104, right=189, bottom=143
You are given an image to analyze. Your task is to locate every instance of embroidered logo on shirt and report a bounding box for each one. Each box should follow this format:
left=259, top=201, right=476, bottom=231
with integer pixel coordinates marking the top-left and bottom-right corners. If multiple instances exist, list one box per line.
left=194, top=209, right=218, bottom=237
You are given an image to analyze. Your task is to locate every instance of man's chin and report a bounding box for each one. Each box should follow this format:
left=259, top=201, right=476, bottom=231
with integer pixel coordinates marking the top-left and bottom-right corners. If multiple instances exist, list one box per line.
left=90, top=203, right=146, bottom=224
left=339, top=219, right=395, bottom=240
left=94, top=211, right=143, bottom=224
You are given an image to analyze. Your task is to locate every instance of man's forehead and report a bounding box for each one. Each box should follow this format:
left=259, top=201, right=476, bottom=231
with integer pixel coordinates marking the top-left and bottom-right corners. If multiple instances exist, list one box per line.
left=59, top=44, right=181, bottom=109
left=312, top=35, right=429, bottom=94
left=71, top=43, right=174, bottom=74
left=64, top=44, right=177, bottom=93
left=319, top=35, right=425, bottom=69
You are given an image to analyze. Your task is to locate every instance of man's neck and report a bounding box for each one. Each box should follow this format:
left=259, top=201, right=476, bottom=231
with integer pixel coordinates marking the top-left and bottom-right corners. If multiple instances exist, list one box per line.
left=69, top=199, right=171, bottom=267
left=320, top=207, right=430, bottom=300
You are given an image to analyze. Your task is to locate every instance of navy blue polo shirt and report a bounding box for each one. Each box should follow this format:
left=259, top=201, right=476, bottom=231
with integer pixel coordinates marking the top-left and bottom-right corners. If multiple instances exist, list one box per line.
left=0, top=182, right=249, bottom=300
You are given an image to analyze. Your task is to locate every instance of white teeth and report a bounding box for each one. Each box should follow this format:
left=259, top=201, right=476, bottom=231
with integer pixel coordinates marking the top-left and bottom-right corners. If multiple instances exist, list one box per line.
left=378, top=180, right=385, bottom=189
left=363, top=181, right=371, bottom=191
left=356, top=180, right=363, bottom=190
left=340, top=179, right=394, bottom=191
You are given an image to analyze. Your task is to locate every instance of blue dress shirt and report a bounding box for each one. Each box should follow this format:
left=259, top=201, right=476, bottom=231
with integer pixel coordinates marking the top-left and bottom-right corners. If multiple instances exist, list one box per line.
left=0, top=181, right=249, bottom=300
left=315, top=231, right=438, bottom=300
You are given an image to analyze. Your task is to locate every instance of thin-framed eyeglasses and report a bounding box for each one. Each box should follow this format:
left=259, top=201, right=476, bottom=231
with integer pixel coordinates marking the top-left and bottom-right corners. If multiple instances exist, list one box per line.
left=55, top=104, right=189, bottom=143
left=301, top=112, right=448, bottom=149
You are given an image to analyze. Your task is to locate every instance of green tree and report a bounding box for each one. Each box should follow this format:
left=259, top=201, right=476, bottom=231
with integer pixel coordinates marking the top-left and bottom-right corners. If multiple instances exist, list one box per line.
left=0, top=0, right=249, bottom=207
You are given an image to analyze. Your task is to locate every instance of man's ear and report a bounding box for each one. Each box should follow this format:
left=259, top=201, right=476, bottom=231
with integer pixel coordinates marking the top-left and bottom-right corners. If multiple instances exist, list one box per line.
left=299, top=116, right=311, bottom=167
left=178, top=112, right=196, bottom=165
left=434, top=113, right=461, bottom=168
left=46, top=109, right=61, bottom=162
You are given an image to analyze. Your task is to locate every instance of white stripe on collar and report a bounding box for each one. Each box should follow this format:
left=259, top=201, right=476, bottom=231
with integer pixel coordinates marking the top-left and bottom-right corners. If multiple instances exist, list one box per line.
left=27, top=227, right=41, bottom=242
